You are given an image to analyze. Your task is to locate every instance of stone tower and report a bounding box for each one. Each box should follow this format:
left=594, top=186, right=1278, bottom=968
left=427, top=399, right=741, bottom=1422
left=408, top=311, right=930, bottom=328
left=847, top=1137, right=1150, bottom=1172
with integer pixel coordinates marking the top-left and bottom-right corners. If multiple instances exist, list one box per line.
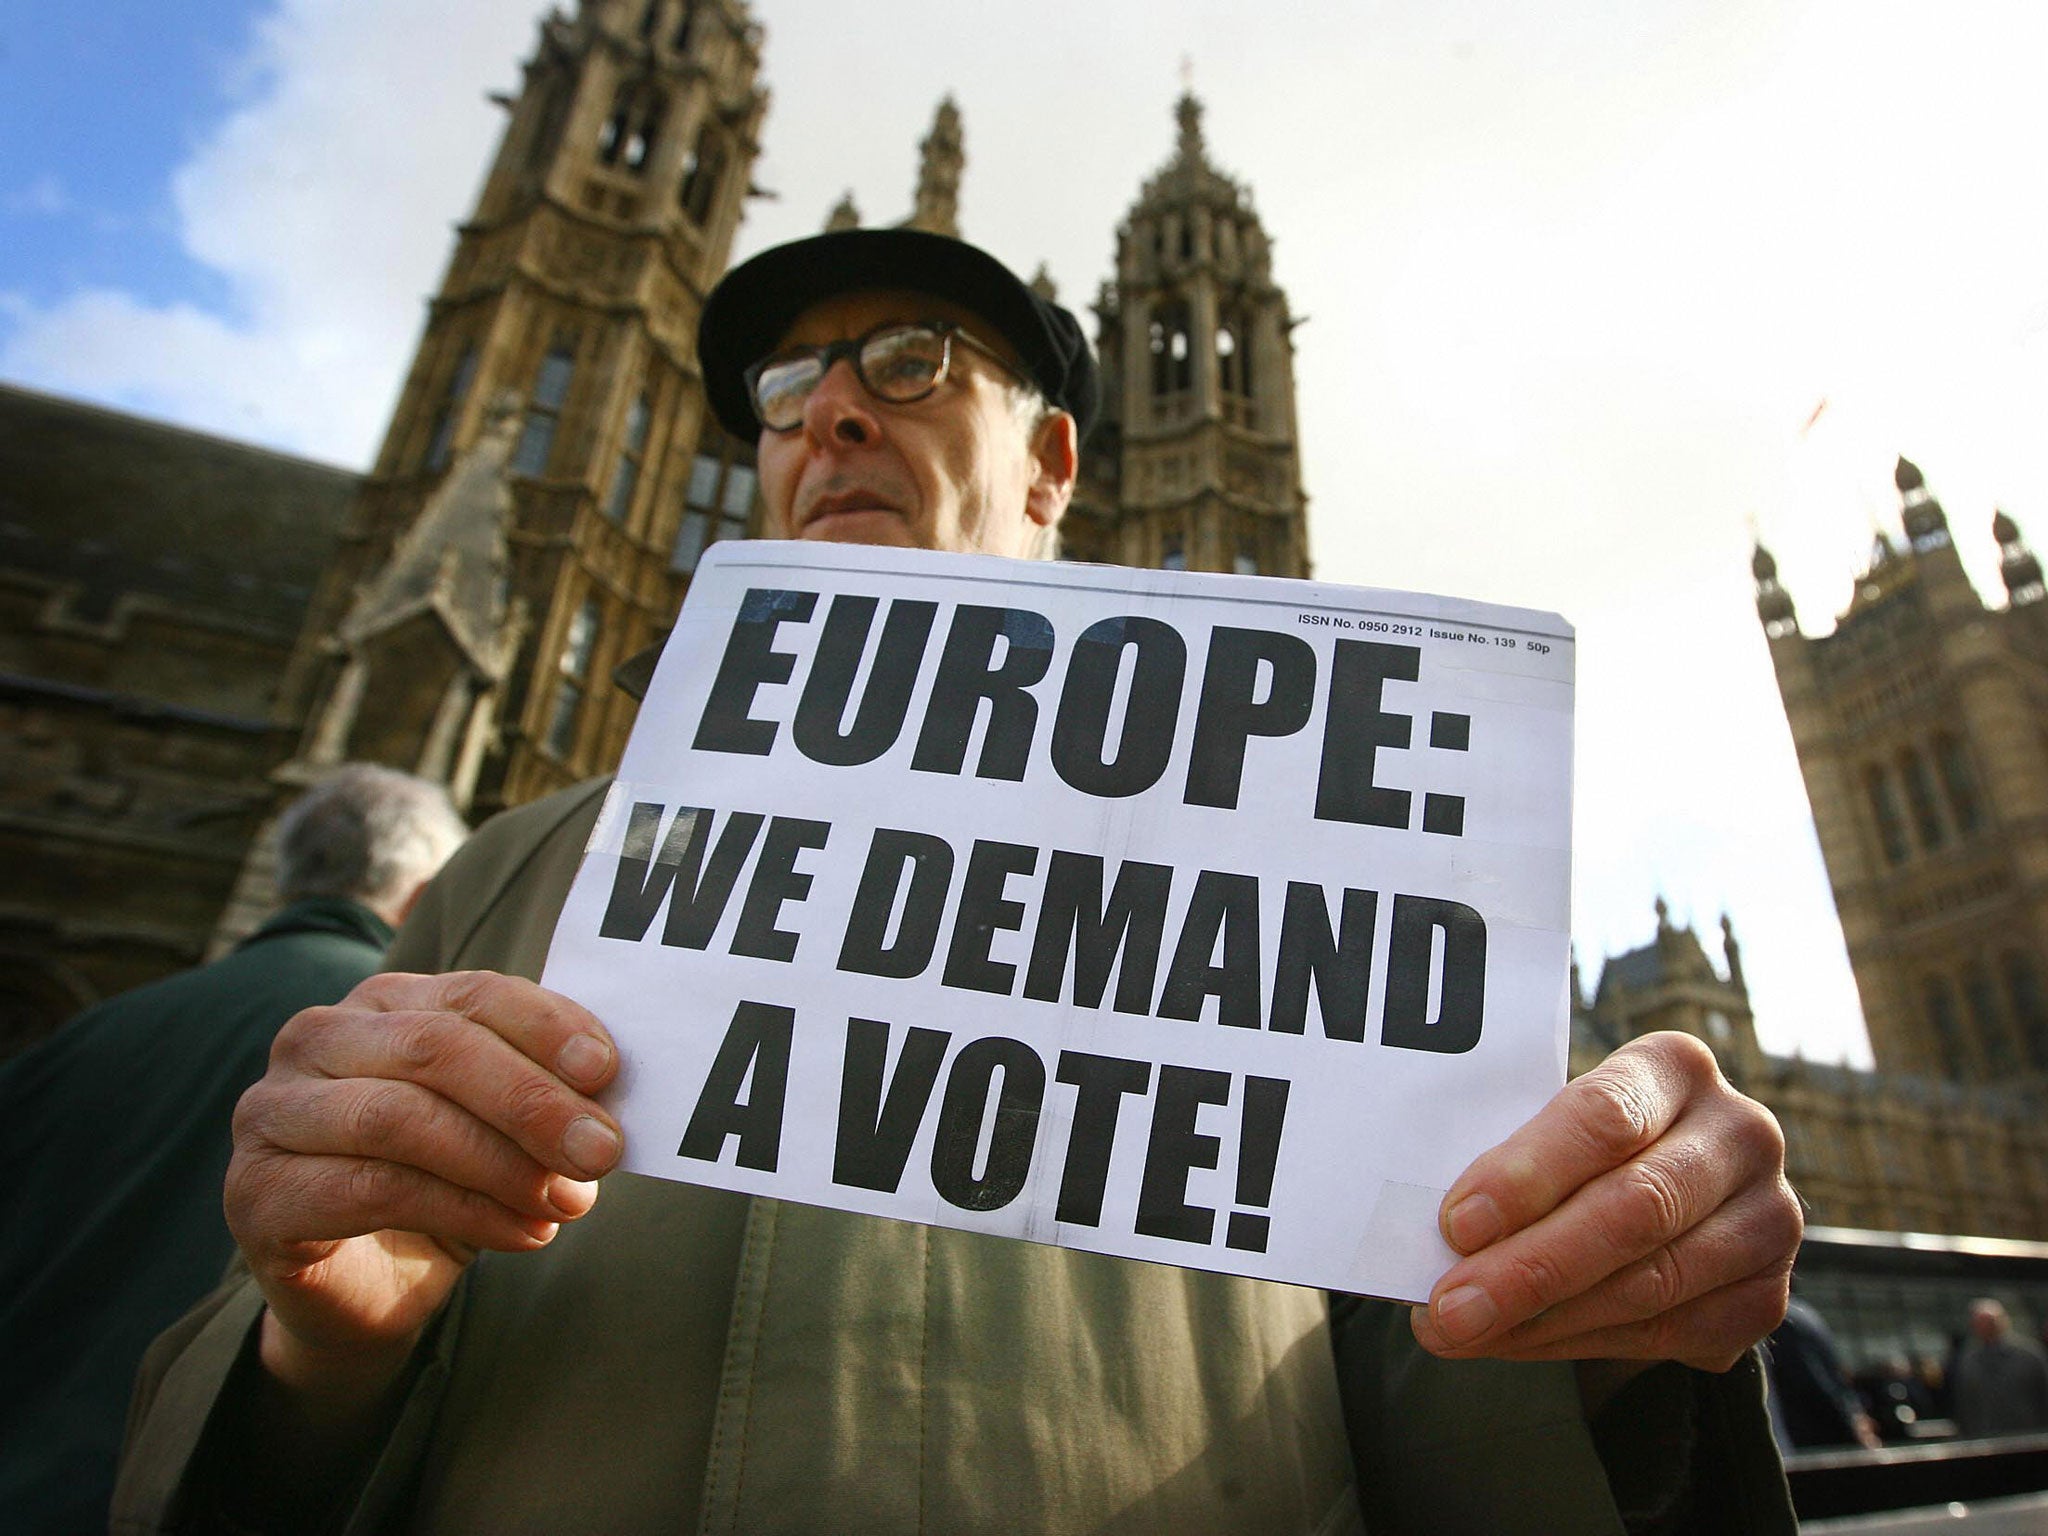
left=1755, top=457, right=2048, bottom=1080
left=907, top=97, right=964, bottom=238
left=1572, top=900, right=1763, bottom=1077
left=276, top=0, right=767, bottom=819
left=1067, top=94, right=1310, bottom=576
left=820, top=99, right=964, bottom=237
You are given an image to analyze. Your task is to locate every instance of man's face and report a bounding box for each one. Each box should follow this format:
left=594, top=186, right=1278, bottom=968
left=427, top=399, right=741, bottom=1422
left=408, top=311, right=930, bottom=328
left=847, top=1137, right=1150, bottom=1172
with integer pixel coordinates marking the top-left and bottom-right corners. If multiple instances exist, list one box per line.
left=754, top=289, right=1073, bottom=558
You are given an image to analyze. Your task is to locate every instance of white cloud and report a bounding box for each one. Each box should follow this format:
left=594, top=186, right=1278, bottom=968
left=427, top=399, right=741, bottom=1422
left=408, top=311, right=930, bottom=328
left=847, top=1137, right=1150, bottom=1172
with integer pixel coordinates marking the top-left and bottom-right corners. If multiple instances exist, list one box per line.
left=0, top=0, right=544, bottom=465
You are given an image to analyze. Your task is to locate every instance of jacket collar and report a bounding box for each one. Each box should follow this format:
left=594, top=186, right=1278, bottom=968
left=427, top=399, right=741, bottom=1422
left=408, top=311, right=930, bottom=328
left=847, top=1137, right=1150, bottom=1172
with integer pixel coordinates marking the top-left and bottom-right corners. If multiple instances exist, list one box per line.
left=239, top=896, right=395, bottom=954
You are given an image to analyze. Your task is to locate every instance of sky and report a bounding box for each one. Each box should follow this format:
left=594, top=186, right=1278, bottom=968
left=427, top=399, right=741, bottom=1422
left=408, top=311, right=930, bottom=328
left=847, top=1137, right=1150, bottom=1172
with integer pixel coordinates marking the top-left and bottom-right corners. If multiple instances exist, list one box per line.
left=8, top=0, right=2048, bottom=1067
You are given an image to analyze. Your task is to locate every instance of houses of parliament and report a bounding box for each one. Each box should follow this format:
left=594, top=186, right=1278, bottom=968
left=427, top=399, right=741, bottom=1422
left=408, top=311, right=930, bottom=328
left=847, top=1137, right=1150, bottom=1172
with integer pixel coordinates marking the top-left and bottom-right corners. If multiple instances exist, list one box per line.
left=4, top=0, right=2045, bottom=1337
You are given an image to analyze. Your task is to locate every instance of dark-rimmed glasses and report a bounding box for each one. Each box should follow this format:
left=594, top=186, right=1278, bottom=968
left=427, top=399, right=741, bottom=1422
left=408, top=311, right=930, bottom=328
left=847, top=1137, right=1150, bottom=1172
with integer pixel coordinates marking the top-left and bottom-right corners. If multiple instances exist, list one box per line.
left=744, top=320, right=1021, bottom=432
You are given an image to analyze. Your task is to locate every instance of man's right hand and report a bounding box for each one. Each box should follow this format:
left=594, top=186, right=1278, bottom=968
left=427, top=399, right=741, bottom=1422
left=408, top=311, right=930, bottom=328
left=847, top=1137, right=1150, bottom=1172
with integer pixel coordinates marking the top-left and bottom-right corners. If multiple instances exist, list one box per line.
left=226, top=971, right=622, bottom=1416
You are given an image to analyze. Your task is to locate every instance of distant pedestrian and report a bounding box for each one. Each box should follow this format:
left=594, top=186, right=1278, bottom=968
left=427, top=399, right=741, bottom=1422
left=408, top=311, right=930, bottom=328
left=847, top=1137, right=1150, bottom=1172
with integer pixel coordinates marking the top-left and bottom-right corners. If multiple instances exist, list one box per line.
left=1766, top=1294, right=1881, bottom=1450
left=0, top=765, right=468, bottom=1536
left=1951, top=1299, right=2048, bottom=1439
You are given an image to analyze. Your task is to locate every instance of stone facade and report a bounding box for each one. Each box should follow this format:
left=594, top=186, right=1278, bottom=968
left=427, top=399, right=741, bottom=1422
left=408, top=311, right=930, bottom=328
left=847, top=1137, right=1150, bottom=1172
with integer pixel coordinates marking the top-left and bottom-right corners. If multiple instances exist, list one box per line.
left=1754, top=458, right=2048, bottom=1082
left=0, top=384, right=358, bottom=1056
left=271, top=10, right=1309, bottom=870
left=1572, top=459, right=2048, bottom=1246
left=1065, top=95, right=1311, bottom=579
left=276, top=0, right=769, bottom=825
left=0, top=3, right=1313, bottom=1050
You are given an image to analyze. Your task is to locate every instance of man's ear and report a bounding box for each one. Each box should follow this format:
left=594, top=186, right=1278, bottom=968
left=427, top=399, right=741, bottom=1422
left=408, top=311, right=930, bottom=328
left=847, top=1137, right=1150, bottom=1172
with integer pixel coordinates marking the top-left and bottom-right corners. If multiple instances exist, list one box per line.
left=1025, top=410, right=1079, bottom=529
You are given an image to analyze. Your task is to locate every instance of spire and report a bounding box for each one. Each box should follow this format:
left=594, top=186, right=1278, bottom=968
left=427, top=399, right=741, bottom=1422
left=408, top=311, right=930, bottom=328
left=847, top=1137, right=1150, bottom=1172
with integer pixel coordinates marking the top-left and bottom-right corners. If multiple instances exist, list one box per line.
left=823, top=189, right=861, bottom=232
left=1721, top=913, right=1747, bottom=995
left=1028, top=262, right=1058, bottom=303
left=1996, top=508, right=2045, bottom=605
left=1174, top=91, right=1207, bottom=167
left=1895, top=452, right=1951, bottom=550
left=1752, top=538, right=1798, bottom=635
left=906, top=95, right=963, bottom=238
left=1130, top=89, right=1245, bottom=227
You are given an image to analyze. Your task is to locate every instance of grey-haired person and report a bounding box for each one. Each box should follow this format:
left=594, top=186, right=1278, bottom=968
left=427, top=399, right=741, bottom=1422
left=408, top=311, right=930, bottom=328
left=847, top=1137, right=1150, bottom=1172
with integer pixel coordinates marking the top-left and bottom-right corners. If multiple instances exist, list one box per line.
left=2, top=764, right=467, bottom=1536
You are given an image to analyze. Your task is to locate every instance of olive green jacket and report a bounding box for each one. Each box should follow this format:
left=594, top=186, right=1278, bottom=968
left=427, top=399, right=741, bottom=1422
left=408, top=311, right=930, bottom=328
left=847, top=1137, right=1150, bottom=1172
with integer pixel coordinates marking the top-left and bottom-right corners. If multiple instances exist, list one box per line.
left=114, top=780, right=1794, bottom=1535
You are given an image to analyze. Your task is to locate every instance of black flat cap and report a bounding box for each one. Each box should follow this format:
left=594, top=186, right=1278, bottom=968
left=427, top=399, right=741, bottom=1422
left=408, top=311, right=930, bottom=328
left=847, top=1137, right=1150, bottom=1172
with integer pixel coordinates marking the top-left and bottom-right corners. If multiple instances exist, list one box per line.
left=698, top=228, right=1100, bottom=443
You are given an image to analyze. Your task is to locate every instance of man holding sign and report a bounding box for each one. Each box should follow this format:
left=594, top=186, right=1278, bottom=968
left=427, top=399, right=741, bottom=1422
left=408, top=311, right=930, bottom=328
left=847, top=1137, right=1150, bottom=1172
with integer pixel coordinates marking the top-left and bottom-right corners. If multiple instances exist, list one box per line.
left=118, top=231, right=1799, bottom=1533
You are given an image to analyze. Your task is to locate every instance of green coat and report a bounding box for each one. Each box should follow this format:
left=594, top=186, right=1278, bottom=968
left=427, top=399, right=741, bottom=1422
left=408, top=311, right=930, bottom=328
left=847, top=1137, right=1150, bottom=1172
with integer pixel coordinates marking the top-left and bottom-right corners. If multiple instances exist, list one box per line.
left=115, top=783, right=1793, bottom=1534
left=3, top=897, right=392, bottom=1536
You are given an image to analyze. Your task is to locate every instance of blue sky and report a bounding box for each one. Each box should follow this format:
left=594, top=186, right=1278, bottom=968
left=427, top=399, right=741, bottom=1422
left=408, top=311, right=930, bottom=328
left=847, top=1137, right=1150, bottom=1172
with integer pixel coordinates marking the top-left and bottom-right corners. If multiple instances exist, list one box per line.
left=0, top=3, right=258, bottom=320
left=6, top=0, right=2048, bottom=1067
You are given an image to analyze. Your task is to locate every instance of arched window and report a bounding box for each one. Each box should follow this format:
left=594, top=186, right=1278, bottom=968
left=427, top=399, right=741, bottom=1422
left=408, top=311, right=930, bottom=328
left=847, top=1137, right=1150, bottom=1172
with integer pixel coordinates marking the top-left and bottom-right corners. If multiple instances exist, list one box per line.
left=597, top=83, right=664, bottom=174
left=1217, top=306, right=1254, bottom=398
left=1160, top=530, right=1186, bottom=571
left=679, top=126, right=725, bottom=225
left=1148, top=300, right=1191, bottom=397
left=423, top=342, right=478, bottom=472
left=1863, top=763, right=1909, bottom=865
left=1921, top=976, right=1967, bottom=1077
left=624, top=96, right=663, bottom=172
left=546, top=597, right=602, bottom=759
left=1962, top=963, right=2015, bottom=1074
left=1897, top=746, right=1946, bottom=851
left=597, top=89, right=631, bottom=165
left=605, top=392, right=652, bottom=521
left=512, top=340, right=576, bottom=477
left=672, top=1, right=696, bottom=52
left=638, top=0, right=661, bottom=39
left=670, top=450, right=756, bottom=573
left=1233, top=536, right=1259, bottom=576
left=1935, top=733, right=1982, bottom=834
left=2002, top=951, right=2048, bottom=1070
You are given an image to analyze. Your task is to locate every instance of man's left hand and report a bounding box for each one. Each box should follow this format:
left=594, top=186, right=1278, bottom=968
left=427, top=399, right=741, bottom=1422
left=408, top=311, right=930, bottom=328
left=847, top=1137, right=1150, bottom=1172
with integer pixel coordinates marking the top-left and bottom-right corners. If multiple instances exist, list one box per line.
left=1411, top=1031, right=1800, bottom=1374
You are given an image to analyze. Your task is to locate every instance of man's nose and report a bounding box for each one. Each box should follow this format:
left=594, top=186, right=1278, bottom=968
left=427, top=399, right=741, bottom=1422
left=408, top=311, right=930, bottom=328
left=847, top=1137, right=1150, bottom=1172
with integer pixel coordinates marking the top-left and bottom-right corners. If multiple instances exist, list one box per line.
left=801, top=358, right=878, bottom=447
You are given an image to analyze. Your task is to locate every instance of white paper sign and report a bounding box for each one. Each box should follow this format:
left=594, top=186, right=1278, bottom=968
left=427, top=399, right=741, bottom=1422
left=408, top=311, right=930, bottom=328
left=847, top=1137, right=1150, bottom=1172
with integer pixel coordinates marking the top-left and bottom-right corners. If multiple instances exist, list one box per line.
left=542, top=541, right=1574, bottom=1302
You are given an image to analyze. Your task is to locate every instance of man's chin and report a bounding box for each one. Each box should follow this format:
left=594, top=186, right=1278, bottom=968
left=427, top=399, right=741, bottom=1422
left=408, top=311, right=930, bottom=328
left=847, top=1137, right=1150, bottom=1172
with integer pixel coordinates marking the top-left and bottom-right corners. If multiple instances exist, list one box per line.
left=800, top=509, right=918, bottom=547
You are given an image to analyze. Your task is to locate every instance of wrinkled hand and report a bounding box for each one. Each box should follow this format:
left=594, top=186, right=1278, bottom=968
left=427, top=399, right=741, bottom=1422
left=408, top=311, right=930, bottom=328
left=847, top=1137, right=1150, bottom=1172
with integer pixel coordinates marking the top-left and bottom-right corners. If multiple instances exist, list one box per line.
left=227, top=971, right=622, bottom=1406
left=1411, top=1031, right=1799, bottom=1374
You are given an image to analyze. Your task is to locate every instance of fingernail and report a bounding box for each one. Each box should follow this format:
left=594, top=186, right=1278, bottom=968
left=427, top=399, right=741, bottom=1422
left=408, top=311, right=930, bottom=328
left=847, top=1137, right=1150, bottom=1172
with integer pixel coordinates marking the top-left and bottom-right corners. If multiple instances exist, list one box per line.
left=557, top=1034, right=612, bottom=1086
left=545, top=1176, right=600, bottom=1217
left=1433, top=1284, right=1498, bottom=1345
left=562, top=1115, right=621, bottom=1176
left=1445, top=1193, right=1505, bottom=1253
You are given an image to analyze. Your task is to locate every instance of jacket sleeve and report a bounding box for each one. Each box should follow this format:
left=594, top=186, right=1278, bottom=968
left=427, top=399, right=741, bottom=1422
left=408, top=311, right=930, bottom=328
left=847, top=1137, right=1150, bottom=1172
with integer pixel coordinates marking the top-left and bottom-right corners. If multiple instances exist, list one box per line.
left=1329, top=1294, right=1627, bottom=1536
left=1328, top=1297, right=1795, bottom=1536
left=108, top=779, right=611, bottom=1533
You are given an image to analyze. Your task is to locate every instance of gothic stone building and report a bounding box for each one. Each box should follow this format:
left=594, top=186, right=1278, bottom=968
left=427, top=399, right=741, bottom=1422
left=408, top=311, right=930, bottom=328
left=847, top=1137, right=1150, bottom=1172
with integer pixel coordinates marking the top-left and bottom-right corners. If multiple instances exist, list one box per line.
left=238, top=5, right=1309, bottom=932
left=1571, top=458, right=2048, bottom=1261
left=14, top=3, right=2043, bottom=1309
left=1755, top=457, right=2048, bottom=1083
left=0, top=385, right=356, bottom=1055
left=0, top=0, right=1310, bottom=1049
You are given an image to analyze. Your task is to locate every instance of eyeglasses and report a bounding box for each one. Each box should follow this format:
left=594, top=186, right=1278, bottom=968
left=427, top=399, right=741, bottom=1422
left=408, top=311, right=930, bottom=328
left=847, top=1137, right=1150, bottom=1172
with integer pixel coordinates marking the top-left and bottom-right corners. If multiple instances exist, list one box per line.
left=744, top=320, right=1021, bottom=432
